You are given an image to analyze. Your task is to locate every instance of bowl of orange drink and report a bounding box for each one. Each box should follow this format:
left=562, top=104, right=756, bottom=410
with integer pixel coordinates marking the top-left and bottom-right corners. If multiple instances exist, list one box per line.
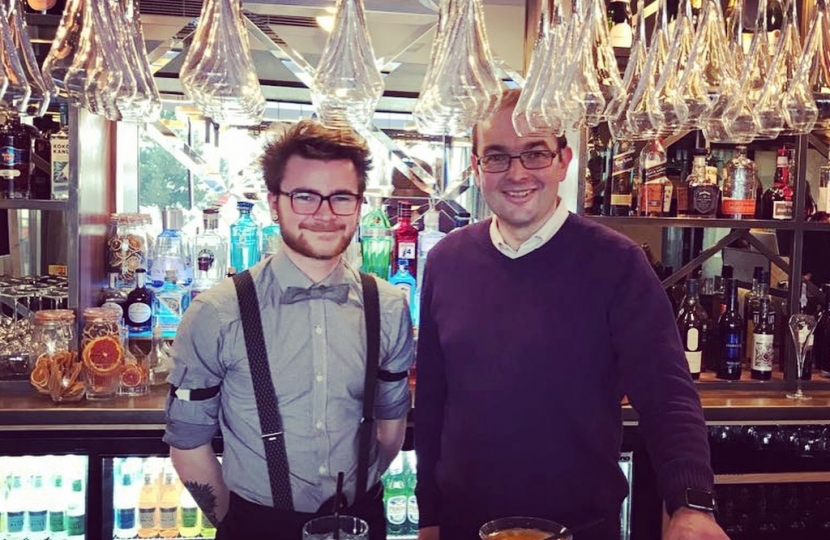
left=479, top=517, right=570, bottom=540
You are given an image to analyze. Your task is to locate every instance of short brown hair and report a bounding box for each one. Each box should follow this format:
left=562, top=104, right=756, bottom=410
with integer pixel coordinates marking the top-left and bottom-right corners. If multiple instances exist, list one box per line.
left=471, top=88, right=568, bottom=155
left=260, top=119, right=373, bottom=195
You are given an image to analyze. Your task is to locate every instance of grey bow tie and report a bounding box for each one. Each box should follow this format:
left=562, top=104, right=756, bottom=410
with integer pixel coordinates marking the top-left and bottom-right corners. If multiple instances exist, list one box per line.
left=280, top=284, right=350, bottom=305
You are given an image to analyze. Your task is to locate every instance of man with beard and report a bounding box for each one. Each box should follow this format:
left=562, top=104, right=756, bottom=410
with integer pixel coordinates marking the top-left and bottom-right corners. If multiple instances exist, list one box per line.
left=165, top=120, right=414, bottom=540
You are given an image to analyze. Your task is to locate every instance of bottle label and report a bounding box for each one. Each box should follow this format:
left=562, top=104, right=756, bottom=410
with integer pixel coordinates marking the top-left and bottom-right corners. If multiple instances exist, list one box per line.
left=394, top=283, right=413, bottom=299
left=610, top=193, right=631, bottom=206
left=117, top=508, right=136, bottom=529
left=181, top=507, right=199, bottom=527
left=159, top=506, right=177, bottom=528
left=0, top=145, right=30, bottom=167
left=705, top=165, right=719, bottom=184
left=0, top=168, right=20, bottom=178
left=407, top=494, right=420, bottom=526
left=692, top=185, right=718, bottom=215
left=772, top=200, right=793, bottom=220
left=398, top=242, right=416, bottom=260
left=722, top=332, right=743, bottom=367
left=128, top=302, right=152, bottom=324
left=7, top=511, right=24, bottom=533
left=29, top=510, right=47, bottom=532
left=752, top=334, right=774, bottom=371
left=675, top=185, right=689, bottom=214
left=50, top=510, right=66, bottom=532
left=721, top=198, right=756, bottom=216
left=642, top=182, right=664, bottom=213
left=386, top=495, right=407, bottom=525
left=662, top=181, right=674, bottom=213
left=197, top=249, right=215, bottom=272
left=67, top=514, right=85, bottom=535
left=685, top=351, right=702, bottom=374
left=685, top=327, right=700, bottom=351
left=612, top=149, right=634, bottom=185
left=139, top=507, right=158, bottom=528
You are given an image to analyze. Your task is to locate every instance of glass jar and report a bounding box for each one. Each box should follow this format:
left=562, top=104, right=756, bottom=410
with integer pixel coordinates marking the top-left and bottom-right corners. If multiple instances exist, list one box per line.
left=106, top=213, right=151, bottom=289
left=82, top=307, right=124, bottom=400
left=30, top=309, right=84, bottom=403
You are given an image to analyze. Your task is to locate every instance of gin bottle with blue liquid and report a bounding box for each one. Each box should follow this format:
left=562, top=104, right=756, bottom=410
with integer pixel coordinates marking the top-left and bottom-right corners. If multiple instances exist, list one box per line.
left=230, top=201, right=261, bottom=271
left=389, top=258, right=417, bottom=324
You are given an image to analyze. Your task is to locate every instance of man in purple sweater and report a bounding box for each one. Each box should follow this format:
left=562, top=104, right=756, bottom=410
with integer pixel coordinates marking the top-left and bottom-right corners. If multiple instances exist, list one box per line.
left=414, top=90, right=728, bottom=540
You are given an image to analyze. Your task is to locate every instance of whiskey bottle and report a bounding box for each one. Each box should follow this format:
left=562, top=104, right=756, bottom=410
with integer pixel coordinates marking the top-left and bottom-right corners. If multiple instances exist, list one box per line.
left=720, top=146, right=759, bottom=219
left=608, top=139, right=635, bottom=216
left=688, top=148, right=719, bottom=217
left=761, top=147, right=794, bottom=220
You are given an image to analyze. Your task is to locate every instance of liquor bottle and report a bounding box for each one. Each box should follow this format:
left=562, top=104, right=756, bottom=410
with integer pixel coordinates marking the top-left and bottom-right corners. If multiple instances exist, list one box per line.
left=666, top=146, right=688, bottom=216
left=405, top=452, right=419, bottom=535
left=6, top=475, right=25, bottom=540
left=639, top=139, right=673, bottom=217
left=30, top=117, right=58, bottom=200
left=761, top=148, right=794, bottom=220
left=100, top=271, right=128, bottom=320
left=48, top=474, right=67, bottom=540
left=393, top=203, right=419, bottom=279
left=608, top=139, right=635, bottom=216
left=720, top=146, right=759, bottom=219
left=382, top=454, right=407, bottom=536
left=717, top=278, right=744, bottom=380
left=201, top=511, right=217, bottom=539
left=814, top=284, right=830, bottom=378
left=65, top=479, right=85, bottom=539
left=676, top=279, right=708, bottom=379
left=751, top=296, right=775, bottom=380
left=27, top=475, right=48, bottom=540
left=148, top=325, right=172, bottom=386
left=137, top=471, right=160, bottom=538
left=150, top=208, right=191, bottom=289
left=0, top=114, right=32, bottom=199
left=607, top=0, right=633, bottom=48
left=389, top=259, right=417, bottom=325
left=155, top=270, right=189, bottom=338
left=415, top=208, right=446, bottom=324
left=124, top=268, right=154, bottom=335
left=179, top=486, right=201, bottom=538
left=114, top=474, right=137, bottom=539
left=191, top=207, right=228, bottom=300
left=743, top=266, right=764, bottom=360
left=261, top=221, right=281, bottom=260
left=766, top=0, right=784, bottom=50
left=158, top=471, right=180, bottom=538
left=819, top=157, right=830, bottom=215
left=230, top=201, right=261, bottom=272
left=584, top=128, right=606, bottom=215
left=688, top=149, right=719, bottom=217
left=50, top=118, right=70, bottom=201
left=360, top=195, right=393, bottom=279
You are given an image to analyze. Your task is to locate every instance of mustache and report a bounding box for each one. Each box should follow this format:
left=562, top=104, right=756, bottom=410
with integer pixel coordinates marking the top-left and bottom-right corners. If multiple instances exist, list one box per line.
left=300, top=223, right=347, bottom=233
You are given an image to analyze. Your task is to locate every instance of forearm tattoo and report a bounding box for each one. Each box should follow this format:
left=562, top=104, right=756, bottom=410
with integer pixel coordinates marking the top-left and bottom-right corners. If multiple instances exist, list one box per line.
left=183, top=481, right=220, bottom=526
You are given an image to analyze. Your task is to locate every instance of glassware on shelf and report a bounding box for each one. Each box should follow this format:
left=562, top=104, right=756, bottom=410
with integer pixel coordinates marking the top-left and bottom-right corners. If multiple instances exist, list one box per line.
left=413, top=0, right=502, bottom=136
left=41, top=0, right=83, bottom=94
left=180, top=0, right=266, bottom=126
left=112, top=0, right=161, bottom=123
left=310, top=0, right=383, bottom=130
left=787, top=0, right=829, bottom=133
left=512, top=0, right=554, bottom=136
left=754, top=0, right=799, bottom=137
left=787, top=312, right=817, bottom=400
left=81, top=306, right=124, bottom=400
left=649, top=0, right=696, bottom=133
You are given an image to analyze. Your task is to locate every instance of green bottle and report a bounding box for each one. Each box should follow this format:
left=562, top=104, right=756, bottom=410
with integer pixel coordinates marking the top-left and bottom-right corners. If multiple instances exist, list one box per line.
left=360, top=195, right=392, bottom=279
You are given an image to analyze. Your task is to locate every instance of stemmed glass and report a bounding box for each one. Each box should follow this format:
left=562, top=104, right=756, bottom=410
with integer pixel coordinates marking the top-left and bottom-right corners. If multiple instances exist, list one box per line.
left=787, top=313, right=817, bottom=400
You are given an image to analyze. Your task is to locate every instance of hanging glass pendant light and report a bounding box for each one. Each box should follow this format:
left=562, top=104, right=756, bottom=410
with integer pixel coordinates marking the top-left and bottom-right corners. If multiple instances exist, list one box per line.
left=8, top=0, right=52, bottom=116
left=649, top=0, right=696, bottom=132
left=413, top=0, right=502, bottom=136
left=310, top=0, right=383, bottom=130
left=42, top=0, right=83, bottom=95
left=0, top=0, right=30, bottom=114
left=512, top=0, right=553, bottom=136
left=606, top=0, right=648, bottom=140
left=180, top=0, right=265, bottom=126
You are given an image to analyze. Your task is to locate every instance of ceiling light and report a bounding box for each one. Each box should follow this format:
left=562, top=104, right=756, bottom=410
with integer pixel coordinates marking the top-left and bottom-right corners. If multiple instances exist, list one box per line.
left=316, top=14, right=335, bottom=33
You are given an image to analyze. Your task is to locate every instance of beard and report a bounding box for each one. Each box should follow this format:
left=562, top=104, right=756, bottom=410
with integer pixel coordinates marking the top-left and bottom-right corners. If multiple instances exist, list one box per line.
left=280, top=223, right=353, bottom=261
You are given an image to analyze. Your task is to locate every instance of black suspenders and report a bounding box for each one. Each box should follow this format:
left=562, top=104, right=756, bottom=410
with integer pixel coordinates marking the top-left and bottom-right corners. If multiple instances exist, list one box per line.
left=232, top=270, right=381, bottom=510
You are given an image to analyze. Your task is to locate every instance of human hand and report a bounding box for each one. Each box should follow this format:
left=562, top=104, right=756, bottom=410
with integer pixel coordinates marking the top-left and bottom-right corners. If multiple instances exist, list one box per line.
left=418, top=525, right=440, bottom=540
left=663, top=508, right=729, bottom=540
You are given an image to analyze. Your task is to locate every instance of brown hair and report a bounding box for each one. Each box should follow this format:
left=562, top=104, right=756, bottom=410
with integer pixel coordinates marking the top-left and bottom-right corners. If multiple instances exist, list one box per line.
left=471, top=88, right=568, bottom=155
left=260, top=119, right=373, bottom=195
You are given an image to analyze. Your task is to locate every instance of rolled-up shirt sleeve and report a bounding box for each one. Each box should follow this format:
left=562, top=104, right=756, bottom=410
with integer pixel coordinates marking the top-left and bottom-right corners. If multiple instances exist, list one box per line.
left=164, top=298, right=226, bottom=450
left=374, top=288, right=415, bottom=420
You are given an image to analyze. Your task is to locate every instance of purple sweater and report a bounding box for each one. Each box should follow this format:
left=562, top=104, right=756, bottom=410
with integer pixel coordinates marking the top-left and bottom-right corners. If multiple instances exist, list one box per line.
left=414, top=214, right=713, bottom=533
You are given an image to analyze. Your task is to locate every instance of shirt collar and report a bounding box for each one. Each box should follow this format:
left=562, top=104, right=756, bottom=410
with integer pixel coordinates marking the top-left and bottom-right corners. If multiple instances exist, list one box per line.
left=489, top=199, right=570, bottom=259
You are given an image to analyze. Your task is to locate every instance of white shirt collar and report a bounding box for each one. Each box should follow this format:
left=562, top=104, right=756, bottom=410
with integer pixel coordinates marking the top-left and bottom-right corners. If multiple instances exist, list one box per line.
left=489, top=200, right=570, bottom=259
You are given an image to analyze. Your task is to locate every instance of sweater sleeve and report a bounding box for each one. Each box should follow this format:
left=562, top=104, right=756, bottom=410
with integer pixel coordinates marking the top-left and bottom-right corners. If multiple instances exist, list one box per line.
left=413, top=256, right=446, bottom=528
left=610, top=245, right=714, bottom=515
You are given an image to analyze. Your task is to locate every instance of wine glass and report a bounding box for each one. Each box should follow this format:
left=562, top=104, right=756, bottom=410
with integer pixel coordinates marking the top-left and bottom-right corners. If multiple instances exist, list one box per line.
left=787, top=313, right=817, bottom=400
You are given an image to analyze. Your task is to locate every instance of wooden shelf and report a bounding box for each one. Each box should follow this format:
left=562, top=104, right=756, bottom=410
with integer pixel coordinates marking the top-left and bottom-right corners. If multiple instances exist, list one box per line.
left=695, top=369, right=830, bottom=392
left=586, top=215, right=798, bottom=230
left=0, top=199, right=69, bottom=211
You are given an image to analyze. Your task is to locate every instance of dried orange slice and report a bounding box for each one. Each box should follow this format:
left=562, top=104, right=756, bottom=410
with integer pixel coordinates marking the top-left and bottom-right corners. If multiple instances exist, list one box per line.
left=120, top=364, right=145, bottom=388
left=30, top=363, right=50, bottom=391
left=82, top=335, right=124, bottom=375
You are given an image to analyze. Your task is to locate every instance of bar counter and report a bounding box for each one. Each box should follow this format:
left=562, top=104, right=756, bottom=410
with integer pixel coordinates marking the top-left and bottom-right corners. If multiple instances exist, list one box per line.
left=1, top=382, right=829, bottom=429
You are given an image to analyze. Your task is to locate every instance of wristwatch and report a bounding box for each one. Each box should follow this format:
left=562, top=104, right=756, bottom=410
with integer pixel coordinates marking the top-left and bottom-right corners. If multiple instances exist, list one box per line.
left=684, top=488, right=717, bottom=513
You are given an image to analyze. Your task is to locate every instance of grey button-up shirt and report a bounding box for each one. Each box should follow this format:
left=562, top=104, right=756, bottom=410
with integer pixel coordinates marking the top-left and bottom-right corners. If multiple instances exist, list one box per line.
left=164, top=251, right=414, bottom=512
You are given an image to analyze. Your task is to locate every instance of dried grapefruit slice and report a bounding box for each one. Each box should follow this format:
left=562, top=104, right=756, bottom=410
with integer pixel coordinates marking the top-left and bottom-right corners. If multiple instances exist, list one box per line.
left=82, top=335, right=124, bottom=375
left=30, top=363, right=50, bottom=391
left=120, top=364, right=145, bottom=388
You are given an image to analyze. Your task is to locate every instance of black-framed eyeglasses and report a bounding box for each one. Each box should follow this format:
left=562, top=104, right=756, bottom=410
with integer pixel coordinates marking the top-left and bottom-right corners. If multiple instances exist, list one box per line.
left=475, top=150, right=558, bottom=173
left=279, top=190, right=363, bottom=216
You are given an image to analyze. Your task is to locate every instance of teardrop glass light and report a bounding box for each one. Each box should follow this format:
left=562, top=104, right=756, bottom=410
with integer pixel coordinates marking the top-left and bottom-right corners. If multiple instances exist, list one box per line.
left=413, top=0, right=502, bottom=136
left=512, top=0, right=552, bottom=136
left=606, top=0, right=647, bottom=140
left=803, top=0, right=830, bottom=130
left=650, top=0, right=696, bottom=132
left=117, top=0, right=161, bottom=123
left=625, top=0, right=672, bottom=139
left=755, top=0, right=800, bottom=137
left=8, top=0, right=52, bottom=116
left=677, top=0, right=736, bottom=130
left=310, top=0, right=384, bottom=129
left=180, top=0, right=265, bottom=126
left=541, top=0, right=581, bottom=135
left=42, top=0, right=83, bottom=95
left=0, top=0, right=30, bottom=114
